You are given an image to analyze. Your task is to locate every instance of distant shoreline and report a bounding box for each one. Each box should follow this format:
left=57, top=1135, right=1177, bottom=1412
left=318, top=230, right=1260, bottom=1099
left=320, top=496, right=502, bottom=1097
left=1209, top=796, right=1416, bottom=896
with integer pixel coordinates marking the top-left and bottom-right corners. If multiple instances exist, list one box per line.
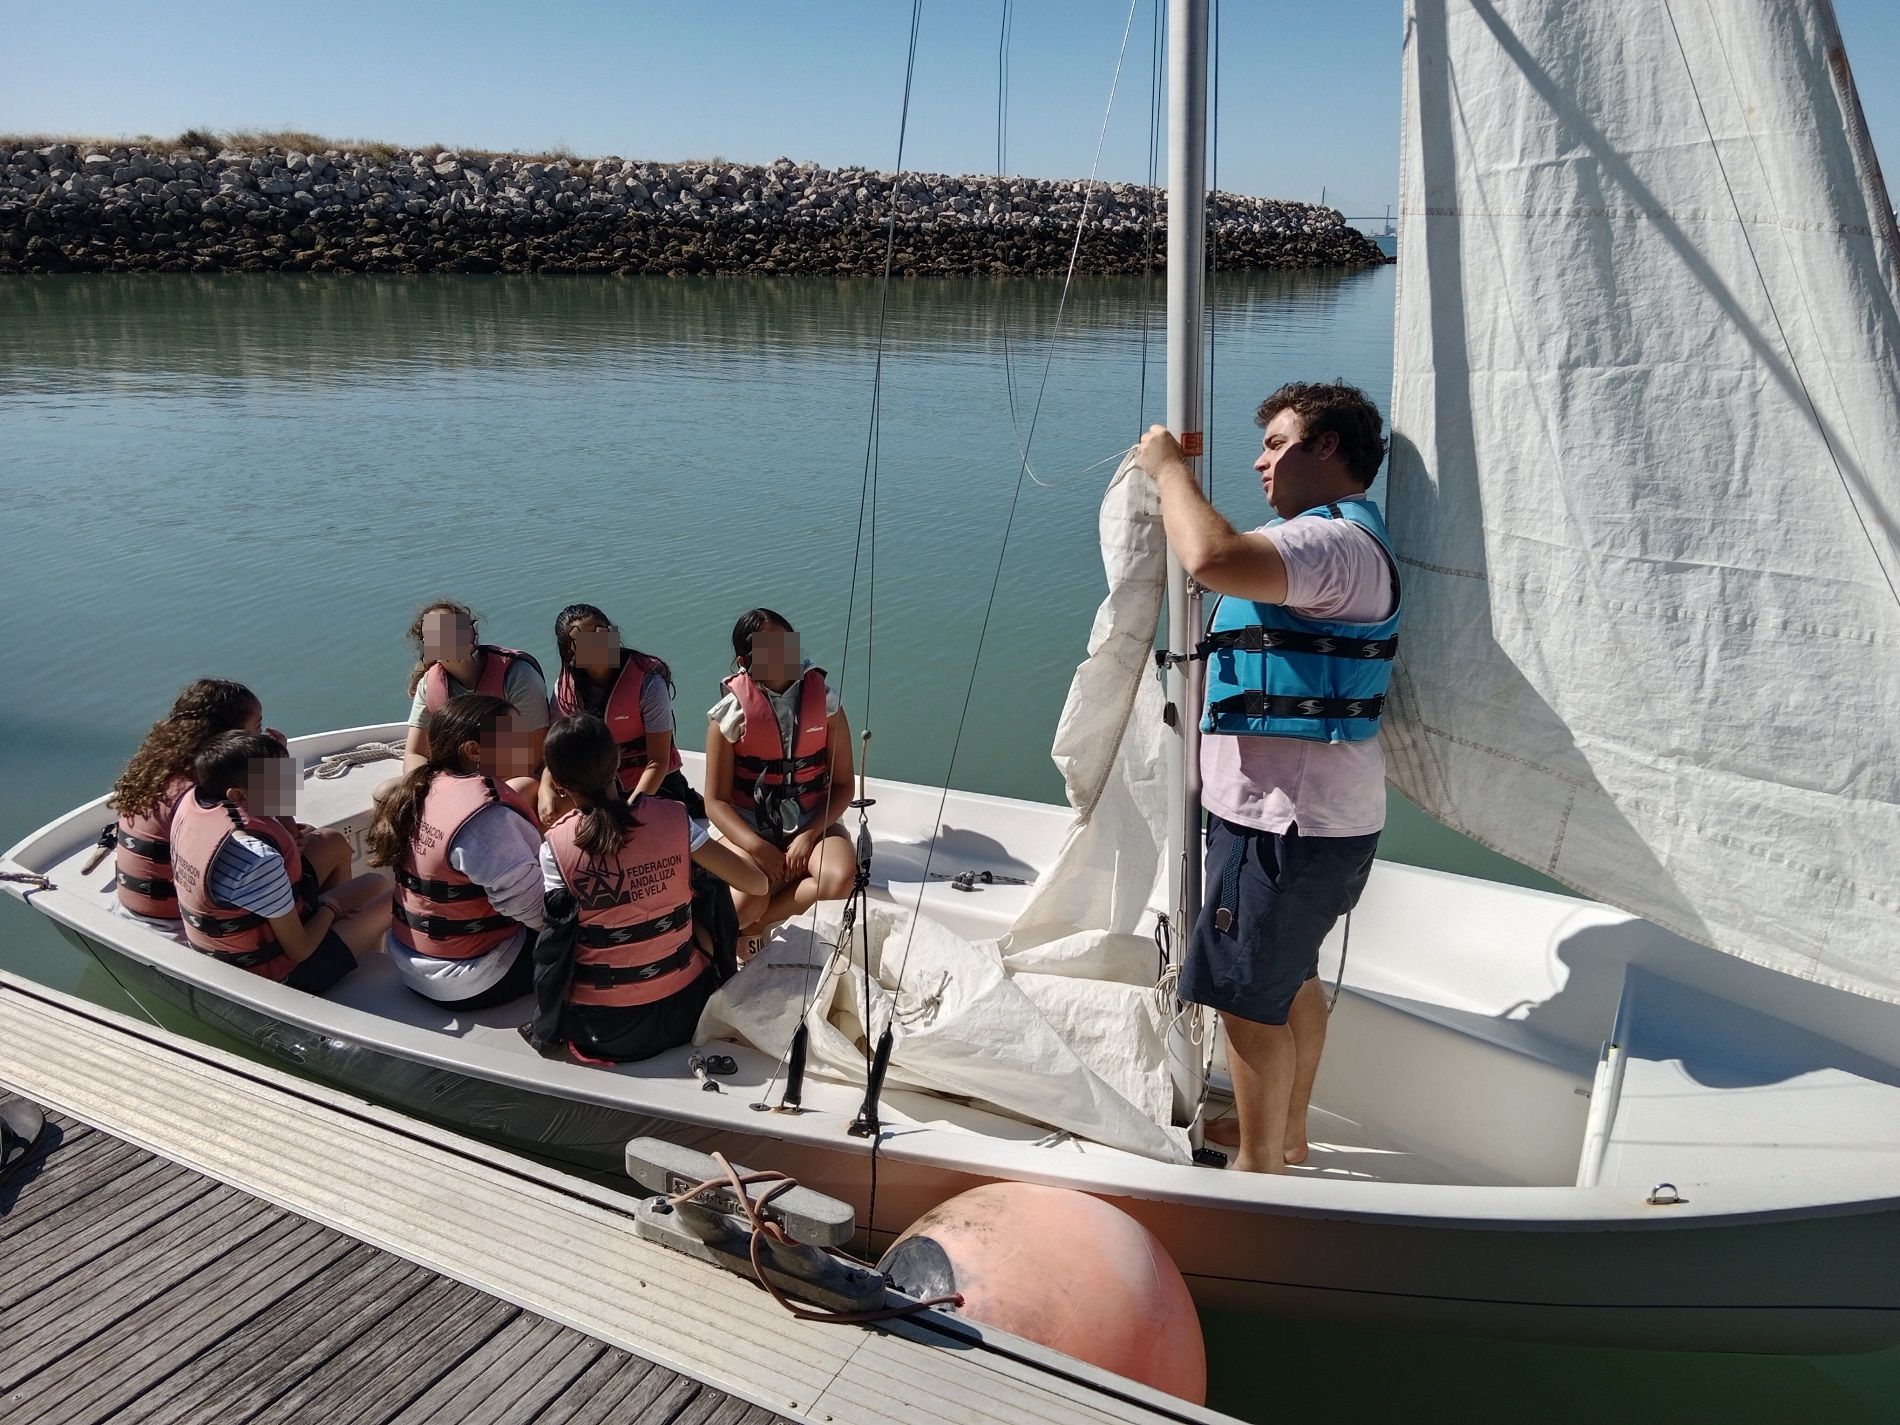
left=0, top=138, right=1388, bottom=277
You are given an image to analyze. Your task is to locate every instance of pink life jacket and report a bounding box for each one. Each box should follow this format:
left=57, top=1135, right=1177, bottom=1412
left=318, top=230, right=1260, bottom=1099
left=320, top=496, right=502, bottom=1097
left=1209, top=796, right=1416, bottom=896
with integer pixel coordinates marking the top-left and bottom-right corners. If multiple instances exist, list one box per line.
left=724, top=667, right=832, bottom=842
left=169, top=793, right=308, bottom=980
left=421, top=645, right=546, bottom=715
left=115, top=774, right=192, bottom=919
left=546, top=798, right=703, bottom=1009
left=553, top=653, right=683, bottom=791
left=392, top=772, right=541, bottom=961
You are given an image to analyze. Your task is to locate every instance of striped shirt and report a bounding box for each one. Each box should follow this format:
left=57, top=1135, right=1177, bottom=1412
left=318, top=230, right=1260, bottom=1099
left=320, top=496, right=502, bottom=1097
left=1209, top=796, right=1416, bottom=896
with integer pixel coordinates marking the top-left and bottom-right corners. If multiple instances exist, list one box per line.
left=206, top=832, right=296, bottom=918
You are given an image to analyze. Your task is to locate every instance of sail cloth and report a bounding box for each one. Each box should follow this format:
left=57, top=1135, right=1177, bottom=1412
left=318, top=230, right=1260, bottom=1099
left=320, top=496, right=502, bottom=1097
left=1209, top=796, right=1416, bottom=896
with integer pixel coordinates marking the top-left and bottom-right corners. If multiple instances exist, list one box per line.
left=700, top=453, right=1190, bottom=1161
left=1385, top=0, right=1900, bottom=999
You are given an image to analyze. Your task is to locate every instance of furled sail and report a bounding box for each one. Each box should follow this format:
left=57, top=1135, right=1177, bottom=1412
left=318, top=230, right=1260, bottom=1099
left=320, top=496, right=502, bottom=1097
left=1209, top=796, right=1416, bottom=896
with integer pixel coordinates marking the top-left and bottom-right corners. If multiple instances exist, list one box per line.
left=1384, top=0, right=1900, bottom=998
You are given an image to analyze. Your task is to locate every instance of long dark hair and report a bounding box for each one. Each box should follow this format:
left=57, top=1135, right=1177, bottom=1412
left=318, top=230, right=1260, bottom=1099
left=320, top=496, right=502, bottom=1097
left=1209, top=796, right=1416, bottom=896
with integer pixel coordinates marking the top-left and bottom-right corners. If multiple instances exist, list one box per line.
left=368, top=693, right=511, bottom=868
left=404, top=597, right=480, bottom=697
left=730, top=607, right=795, bottom=672
left=553, top=602, right=673, bottom=694
left=543, top=715, right=637, bottom=856
left=111, top=678, right=261, bottom=817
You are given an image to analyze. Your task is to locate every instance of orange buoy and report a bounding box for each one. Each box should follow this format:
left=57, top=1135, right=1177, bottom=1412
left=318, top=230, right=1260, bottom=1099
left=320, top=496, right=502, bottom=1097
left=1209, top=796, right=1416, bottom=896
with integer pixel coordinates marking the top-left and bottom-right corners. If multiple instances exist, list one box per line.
left=878, top=1182, right=1206, bottom=1403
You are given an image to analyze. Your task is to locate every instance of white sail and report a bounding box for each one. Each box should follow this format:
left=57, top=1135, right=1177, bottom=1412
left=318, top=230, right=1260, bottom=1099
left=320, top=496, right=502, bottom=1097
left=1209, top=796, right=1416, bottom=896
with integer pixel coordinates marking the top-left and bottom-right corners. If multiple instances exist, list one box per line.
left=1384, top=0, right=1900, bottom=998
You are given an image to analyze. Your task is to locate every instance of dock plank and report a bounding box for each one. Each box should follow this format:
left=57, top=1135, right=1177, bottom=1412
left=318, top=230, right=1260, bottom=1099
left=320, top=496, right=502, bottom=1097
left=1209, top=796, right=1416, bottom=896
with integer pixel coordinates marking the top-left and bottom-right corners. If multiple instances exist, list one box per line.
left=0, top=1186, right=289, bottom=1385
left=244, top=1275, right=519, bottom=1425
left=0, top=1125, right=151, bottom=1232
left=110, top=1243, right=427, bottom=1425
left=2, top=1166, right=223, bottom=1303
left=385, top=1311, right=602, bottom=1424
left=9, top=1221, right=359, bottom=1425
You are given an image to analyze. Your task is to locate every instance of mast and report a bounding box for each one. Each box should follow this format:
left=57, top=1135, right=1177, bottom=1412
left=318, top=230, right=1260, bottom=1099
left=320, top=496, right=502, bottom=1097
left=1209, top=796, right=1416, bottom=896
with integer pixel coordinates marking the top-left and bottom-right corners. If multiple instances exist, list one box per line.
left=1164, top=0, right=1208, bottom=955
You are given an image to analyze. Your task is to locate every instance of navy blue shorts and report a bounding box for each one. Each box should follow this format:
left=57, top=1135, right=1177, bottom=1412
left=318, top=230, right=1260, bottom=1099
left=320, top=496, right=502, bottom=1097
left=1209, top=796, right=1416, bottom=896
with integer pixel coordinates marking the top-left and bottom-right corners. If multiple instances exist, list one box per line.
left=1180, top=816, right=1379, bottom=1026
left=285, top=927, right=357, bottom=994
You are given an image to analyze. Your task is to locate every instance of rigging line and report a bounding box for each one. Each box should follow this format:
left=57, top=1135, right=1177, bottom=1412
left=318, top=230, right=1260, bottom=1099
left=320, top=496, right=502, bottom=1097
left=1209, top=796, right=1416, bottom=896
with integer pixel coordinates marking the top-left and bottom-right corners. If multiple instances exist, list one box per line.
left=997, top=0, right=1143, bottom=490
left=1205, top=0, right=1220, bottom=499
left=1659, top=0, right=1900, bottom=615
left=1136, top=0, right=1165, bottom=434
left=886, top=0, right=1144, bottom=1004
left=835, top=0, right=925, bottom=729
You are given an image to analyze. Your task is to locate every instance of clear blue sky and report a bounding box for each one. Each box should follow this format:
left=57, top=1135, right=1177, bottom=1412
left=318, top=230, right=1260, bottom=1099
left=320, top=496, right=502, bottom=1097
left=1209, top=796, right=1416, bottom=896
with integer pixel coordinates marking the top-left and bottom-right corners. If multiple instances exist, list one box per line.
left=2, top=1, right=1896, bottom=219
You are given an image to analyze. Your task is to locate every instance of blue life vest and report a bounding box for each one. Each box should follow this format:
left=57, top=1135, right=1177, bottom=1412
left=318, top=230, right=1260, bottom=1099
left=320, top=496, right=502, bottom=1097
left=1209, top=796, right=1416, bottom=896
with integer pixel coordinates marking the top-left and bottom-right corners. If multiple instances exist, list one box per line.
left=1199, top=498, right=1401, bottom=744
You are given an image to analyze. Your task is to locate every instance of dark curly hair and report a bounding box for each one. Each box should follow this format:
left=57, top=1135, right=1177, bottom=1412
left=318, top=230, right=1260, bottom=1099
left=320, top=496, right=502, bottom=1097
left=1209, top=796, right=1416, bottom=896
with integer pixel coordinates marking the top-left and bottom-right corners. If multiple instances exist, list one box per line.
left=1256, top=380, right=1387, bottom=486
left=109, top=678, right=261, bottom=818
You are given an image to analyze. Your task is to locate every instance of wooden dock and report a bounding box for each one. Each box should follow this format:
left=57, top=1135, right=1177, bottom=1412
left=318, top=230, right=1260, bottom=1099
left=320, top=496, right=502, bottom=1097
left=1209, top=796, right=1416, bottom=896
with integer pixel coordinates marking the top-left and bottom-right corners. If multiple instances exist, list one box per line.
left=0, top=973, right=1230, bottom=1425
left=2, top=1109, right=786, bottom=1425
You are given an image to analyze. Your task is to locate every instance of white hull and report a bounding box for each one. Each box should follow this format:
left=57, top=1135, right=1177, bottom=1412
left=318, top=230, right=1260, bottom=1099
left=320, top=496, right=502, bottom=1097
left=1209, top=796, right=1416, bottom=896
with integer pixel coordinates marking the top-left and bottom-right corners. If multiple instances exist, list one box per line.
left=8, top=724, right=1900, bottom=1353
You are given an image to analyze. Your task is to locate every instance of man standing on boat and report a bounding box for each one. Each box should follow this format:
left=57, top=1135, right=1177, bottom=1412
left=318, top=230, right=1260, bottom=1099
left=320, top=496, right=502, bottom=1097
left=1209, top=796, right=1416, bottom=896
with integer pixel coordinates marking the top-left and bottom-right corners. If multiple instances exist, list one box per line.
left=1139, top=382, right=1399, bottom=1174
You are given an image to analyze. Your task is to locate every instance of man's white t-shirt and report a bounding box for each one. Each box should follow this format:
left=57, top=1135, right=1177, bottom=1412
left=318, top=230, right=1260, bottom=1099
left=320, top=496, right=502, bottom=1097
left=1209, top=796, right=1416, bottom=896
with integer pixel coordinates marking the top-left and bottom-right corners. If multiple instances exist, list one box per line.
left=384, top=802, right=548, bottom=1002
left=1199, top=511, right=1396, bottom=838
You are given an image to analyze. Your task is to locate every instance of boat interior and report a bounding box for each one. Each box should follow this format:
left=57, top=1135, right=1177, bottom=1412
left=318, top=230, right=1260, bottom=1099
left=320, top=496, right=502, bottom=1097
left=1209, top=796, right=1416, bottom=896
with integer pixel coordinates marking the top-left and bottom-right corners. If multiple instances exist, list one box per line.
left=12, top=725, right=1900, bottom=1199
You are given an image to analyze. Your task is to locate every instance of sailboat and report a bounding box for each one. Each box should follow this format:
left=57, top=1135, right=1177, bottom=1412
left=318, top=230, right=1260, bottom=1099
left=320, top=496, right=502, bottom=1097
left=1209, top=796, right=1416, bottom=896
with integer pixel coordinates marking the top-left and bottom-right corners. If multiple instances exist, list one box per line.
left=7, top=0, right=1900, bottom=1353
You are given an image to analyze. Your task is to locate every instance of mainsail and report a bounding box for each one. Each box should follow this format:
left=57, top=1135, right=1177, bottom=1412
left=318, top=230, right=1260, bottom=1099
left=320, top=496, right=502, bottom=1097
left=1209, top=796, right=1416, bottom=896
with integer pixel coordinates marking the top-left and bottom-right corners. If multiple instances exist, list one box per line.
left=1384, top=0, right=1900, bottom=998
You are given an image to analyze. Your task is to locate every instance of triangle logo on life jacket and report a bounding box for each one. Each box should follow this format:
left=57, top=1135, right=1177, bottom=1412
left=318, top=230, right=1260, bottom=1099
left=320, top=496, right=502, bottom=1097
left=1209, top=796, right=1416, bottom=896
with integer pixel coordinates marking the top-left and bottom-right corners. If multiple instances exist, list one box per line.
left=568, top=853, right=631, bottom=913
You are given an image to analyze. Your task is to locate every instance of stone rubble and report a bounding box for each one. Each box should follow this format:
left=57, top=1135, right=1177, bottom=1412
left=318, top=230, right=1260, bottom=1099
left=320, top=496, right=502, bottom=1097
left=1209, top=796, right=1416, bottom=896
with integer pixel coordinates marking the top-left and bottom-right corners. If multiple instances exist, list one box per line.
left=0, top=142, right=1388, bottom=275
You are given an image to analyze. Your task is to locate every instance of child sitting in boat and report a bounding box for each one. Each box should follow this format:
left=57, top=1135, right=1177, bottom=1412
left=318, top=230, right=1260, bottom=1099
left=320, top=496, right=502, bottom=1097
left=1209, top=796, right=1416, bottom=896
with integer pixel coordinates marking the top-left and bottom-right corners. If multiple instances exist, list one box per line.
left=170, top=730, right=392, bottom=992
left=542, top=603, right=695, bottom=823
left=369, top=693, right=547, bottom=1010
left=400, top=599, right=551, bottom=775
left=704, top=608, right=856, bottom=949
left=110, top=679, right=354, bottom=938
left=528, top=715, right=766, bottom=1062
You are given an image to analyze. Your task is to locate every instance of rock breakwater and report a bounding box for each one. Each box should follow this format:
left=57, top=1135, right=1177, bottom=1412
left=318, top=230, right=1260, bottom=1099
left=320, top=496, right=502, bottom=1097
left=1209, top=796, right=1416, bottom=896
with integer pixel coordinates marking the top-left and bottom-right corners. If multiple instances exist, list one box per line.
left=0, top=141, right=1386, bottom=276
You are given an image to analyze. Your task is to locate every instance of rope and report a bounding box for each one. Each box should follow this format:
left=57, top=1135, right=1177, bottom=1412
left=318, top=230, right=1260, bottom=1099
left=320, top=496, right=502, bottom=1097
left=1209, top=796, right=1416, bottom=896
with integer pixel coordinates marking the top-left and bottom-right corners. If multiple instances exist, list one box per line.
left=308, top=741, right=406, bottom=779
left=888, top=0, right=1144, bottom=1004
left=834, top=0, right=924, bottom=735
left=1204, top=0, right=1221, bottom=497
left=0, top=871, right=55, bottom=893
left=1136, top=0, right=1165, bottom=436
left=665, top=1150, right=960, bottom=1324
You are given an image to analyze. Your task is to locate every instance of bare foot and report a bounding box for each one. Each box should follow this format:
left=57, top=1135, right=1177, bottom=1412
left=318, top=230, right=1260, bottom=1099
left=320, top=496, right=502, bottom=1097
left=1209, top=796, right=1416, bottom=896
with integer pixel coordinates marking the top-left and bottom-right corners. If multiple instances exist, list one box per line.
left=1204, top=1117, right=1241, bottom=1148
left=1230, top=1151, right=1286, bottom=1175
left=1284, top=1118, right=1310, bottom=1165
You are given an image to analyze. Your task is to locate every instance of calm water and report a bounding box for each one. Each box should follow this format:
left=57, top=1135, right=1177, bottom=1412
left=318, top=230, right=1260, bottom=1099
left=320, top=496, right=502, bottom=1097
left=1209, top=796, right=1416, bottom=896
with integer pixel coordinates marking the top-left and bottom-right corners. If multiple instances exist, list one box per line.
left=0, top=272, right=1890, bottom=1421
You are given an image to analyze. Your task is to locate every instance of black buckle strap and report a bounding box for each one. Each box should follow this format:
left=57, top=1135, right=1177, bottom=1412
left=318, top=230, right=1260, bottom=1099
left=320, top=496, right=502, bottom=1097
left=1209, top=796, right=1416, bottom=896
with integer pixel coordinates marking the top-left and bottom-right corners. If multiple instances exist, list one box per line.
left=576, top=902, right=692, bottom=949
left=1197, top=627, right=1398, bottom=661
left=617, top=736, right=650, bottom=766
left=393, top=904, right=519, bottom=938
left=572, top=939, right=697, bottom=988
left=732, top=750, right=829, bottom=776
left=116, top=871, right=176, bottom=899
left=396, top=870, right=492, bottom=902
left=182, top=906, right=265, bottom=936
left=1209, top=692, right=1387, bottom=721
left=116, top=827, right=171, bottom=862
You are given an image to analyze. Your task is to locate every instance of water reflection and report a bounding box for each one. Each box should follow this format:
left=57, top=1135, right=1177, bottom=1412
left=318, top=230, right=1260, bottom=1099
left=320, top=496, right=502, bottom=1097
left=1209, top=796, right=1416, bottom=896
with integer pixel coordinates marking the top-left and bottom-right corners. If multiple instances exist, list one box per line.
left=0, top=269, right=1378, bottom=395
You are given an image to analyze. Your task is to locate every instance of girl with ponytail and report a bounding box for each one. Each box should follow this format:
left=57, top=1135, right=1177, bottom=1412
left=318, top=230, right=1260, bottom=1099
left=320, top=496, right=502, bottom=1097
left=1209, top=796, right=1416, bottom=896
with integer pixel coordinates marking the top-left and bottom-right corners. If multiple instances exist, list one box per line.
left=369, top=692, right=548, bottom=1010
left=529, top=715, right=766, bottom=1063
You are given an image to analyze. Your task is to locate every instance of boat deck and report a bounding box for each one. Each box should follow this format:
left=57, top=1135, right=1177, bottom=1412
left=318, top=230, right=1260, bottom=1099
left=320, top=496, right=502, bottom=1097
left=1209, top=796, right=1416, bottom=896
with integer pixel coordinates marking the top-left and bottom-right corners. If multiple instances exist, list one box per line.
left=0, top=971, right=1235, bottom=1425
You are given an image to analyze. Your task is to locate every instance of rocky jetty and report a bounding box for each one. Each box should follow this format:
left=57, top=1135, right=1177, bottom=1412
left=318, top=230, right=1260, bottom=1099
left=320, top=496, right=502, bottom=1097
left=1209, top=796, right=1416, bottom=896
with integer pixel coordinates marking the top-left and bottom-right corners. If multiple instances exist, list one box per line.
left=0, top=141, right=1388, bottom=276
